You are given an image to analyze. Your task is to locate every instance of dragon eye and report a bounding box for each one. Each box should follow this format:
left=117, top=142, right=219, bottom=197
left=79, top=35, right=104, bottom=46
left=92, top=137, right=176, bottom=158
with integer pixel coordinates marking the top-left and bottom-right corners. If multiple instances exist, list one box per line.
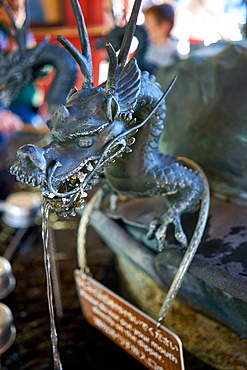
left=78, top=137, right=93, bottom=148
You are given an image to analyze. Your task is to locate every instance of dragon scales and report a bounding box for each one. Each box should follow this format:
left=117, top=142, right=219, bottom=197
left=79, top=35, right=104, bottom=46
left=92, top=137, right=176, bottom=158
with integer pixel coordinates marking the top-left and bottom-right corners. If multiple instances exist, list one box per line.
left=10, top=0, right=209, bottom=252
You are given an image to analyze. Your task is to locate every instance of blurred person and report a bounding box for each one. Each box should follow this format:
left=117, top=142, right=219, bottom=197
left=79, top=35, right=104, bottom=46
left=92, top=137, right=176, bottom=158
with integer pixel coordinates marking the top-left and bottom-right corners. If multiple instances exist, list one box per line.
left=0, top=109, right=23, bottom=133
left=173, top=0, right=227, bottom=53
left=143, top=3, right=181, bottom=70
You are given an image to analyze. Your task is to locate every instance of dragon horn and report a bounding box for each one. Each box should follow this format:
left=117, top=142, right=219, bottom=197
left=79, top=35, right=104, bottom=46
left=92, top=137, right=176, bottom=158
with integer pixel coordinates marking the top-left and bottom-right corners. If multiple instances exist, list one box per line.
left=57, top=0, right=93, bottom=88
left=21, top=0, right=30, bottom=49
left=104, top=0, right=142, bottom=95
left=105, top=43, right=118, bottom=96
left=117, top=0, right=142, bottom=71
left=58, top=104, right=70, bottom=118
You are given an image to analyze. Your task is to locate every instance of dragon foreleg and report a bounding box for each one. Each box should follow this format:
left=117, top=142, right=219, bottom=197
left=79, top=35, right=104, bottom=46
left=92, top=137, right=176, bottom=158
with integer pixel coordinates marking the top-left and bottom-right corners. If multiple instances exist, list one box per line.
left=147, top=158, right=206, bottom=251
left=155, top=189, right=196, bottom=251
left=157, top=158, right=210, bottom=324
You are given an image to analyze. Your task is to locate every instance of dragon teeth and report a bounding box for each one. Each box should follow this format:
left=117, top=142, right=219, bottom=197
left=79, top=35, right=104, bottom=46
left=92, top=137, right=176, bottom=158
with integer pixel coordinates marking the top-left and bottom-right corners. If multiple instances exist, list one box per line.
left=10, top=166, right=17, bottom=175
left=62, top=198, right=69, bottom=204
left=126, top=113, right=133, bottom=121
left=86, top=162, right=94, bottom=171
left=127, top=137, right=135, bottom=146
left=80, top=190, right=88, bottom=197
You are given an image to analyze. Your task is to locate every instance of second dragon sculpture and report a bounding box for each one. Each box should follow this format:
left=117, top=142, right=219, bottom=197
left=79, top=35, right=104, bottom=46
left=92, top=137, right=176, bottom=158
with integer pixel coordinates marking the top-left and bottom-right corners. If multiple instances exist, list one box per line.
left=0, top=0, right=77, bottom=115
left=10, top=0, right=208, bottom=252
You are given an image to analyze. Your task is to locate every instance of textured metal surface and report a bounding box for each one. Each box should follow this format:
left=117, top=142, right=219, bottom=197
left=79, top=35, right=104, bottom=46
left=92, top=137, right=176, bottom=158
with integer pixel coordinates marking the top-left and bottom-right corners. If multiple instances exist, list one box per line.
left=89, top=197, right=247, bottom=337
left=158, top=40, right=247, bottom=201
left=105, top=196, right=247, bottom=277
left=88, top=208, right=247, bottom=368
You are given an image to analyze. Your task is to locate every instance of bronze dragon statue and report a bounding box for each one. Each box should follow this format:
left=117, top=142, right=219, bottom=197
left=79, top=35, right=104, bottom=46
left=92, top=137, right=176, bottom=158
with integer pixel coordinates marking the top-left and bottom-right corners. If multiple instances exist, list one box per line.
left=0, top=0, right=77, bottom=115
left=10, top=0, right=208, bottom=252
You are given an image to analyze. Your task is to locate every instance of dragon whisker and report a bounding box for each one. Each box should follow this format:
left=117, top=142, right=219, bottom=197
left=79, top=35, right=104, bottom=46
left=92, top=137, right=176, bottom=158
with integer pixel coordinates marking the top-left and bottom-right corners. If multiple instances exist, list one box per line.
left=47, top=161, right=82, bottom=198
left=84, top=139, right=127, bottom=185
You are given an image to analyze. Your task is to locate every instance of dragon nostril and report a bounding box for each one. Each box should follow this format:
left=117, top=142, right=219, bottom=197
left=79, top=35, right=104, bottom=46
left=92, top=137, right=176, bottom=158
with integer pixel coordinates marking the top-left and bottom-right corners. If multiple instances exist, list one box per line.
left=18, top=145, right=35, bottom=156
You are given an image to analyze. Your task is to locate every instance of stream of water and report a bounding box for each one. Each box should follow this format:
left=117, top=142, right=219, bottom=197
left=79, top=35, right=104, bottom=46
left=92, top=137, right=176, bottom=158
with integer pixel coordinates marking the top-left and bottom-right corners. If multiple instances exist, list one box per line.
left=41, top=200, right=63, bottom=370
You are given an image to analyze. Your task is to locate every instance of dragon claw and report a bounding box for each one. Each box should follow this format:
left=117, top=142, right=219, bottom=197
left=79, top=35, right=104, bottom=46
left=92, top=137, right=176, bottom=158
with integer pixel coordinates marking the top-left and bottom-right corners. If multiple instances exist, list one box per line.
left=174, top=227, right=188, bottom=249
left=155, top=226, right=169, bottom=252
left=172, top=213, right=188, bottom=248
left=146, top=218, right=160, bottom=239
left=147, top=210, right=188, bottom=252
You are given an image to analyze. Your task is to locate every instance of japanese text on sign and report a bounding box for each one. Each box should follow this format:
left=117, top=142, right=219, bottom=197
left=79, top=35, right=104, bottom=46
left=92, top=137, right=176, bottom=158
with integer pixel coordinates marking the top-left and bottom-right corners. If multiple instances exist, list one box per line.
left=74, top=270, right=184, bottom=370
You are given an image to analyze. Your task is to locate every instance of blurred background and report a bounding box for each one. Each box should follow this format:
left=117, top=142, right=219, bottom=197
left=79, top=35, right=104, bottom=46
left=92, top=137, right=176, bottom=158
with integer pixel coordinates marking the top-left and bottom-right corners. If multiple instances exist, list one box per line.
left=28, top=0, right=247, bottom=87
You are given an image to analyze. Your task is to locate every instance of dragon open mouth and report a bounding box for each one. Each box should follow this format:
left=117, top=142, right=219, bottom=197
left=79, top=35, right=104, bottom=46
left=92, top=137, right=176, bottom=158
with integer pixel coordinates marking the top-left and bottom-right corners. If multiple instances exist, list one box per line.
left=43, top=158, right=99, bottom=217
left=42, top=137, right=129, bottom=216
left=10, top=136, right=129, bottom=217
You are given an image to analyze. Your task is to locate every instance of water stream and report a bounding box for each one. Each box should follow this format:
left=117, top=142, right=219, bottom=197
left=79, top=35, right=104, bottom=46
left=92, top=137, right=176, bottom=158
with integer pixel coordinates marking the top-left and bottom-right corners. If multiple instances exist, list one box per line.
left=41, top=200, right=63, bottom=370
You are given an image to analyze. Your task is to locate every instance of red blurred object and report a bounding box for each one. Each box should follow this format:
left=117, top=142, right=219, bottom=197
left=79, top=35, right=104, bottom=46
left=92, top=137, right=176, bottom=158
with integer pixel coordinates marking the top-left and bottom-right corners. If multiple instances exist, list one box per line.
left=33, top=0, right=107, bottom=90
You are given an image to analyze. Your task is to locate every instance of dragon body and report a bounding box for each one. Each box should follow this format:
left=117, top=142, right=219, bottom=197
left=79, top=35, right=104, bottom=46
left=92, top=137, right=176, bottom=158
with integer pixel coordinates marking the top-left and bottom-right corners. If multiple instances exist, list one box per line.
left=10, top=0, right=205, bottom=251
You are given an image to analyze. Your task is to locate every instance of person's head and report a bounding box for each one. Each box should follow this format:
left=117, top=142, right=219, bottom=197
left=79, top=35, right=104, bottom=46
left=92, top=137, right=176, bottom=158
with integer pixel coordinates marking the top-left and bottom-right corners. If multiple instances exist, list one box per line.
left=144, top=3, right=175, bottom=44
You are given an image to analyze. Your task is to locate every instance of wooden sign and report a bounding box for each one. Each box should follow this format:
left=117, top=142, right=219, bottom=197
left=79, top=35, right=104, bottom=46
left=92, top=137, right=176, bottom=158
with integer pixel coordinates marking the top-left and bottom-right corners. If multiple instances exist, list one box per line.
left=74, top=269, right=184, bottom=370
